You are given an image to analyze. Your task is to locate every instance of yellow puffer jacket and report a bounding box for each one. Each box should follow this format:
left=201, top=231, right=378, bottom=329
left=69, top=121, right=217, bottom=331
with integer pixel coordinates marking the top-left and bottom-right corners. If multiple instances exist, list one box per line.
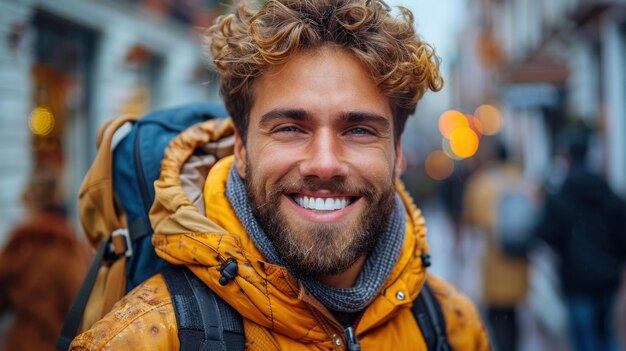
left=71, top=119, right=489, bottom=351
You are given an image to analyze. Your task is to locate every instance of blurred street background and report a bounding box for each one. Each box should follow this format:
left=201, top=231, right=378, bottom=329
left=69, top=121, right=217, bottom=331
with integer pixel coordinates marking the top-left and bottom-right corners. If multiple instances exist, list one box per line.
left=0, top=0, right=625, bottom=350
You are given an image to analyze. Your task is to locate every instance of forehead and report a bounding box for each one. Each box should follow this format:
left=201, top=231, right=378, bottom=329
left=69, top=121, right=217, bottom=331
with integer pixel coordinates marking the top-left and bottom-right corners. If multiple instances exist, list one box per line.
left=248, top=46, right=392, bottom=123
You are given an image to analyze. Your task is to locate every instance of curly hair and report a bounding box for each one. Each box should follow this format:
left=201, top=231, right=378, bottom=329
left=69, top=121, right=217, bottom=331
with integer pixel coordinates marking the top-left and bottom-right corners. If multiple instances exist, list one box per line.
left=206, top=0, right=443, bottom=142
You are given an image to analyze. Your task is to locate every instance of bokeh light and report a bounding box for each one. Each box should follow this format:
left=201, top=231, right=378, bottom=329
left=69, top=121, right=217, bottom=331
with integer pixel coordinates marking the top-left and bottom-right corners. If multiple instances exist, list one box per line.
left=28, top=106, right=55, bottom=136
left=425, top=150, right=455, bottom=180
left=438, top=110, right=469, bottom=138
left=467, top=115, right=484, bottom=137
left=474, top=104, right=502, bottom=136
left=442, top=138, right=462, bottom=160
left=450, top=127, right=479, bottom=158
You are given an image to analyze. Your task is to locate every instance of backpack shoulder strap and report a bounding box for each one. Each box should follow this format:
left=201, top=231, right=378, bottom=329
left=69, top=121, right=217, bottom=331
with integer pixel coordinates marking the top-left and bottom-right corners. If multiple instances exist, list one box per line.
left=161, top=265, right=245, bottom=351
left=56, top=239, right=109, bottom=351
left=412, top=282, right=452, bottom=351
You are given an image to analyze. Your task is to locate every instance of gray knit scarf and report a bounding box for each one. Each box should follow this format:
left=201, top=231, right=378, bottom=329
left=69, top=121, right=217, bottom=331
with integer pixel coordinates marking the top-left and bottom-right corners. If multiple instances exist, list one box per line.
left=225, top=166, right=406, bottom=313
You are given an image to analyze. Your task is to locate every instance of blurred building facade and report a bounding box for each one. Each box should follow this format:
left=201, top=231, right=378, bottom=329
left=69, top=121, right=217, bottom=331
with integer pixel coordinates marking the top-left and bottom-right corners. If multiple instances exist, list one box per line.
left=453, top=0, right=626, bottom=196
left=0, top=0, right=228, bottom=244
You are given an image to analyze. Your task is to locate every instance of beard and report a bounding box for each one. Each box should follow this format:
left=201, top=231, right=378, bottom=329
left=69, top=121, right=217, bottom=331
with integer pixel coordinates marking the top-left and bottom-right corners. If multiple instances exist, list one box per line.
left=244, top=163, right=396, bottom=278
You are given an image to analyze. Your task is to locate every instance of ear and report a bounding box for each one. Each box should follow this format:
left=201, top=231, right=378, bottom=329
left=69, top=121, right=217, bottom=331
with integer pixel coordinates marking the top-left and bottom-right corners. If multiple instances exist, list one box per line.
left=394, top=136, right=405, bottom=180
left=233, top=129, right=247, bottom=178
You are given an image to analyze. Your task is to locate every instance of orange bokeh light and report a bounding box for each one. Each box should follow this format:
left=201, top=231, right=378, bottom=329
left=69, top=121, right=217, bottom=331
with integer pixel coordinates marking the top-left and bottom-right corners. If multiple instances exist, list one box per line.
left=474, top=104, right=502, bottom=136
left=425, top=150, right=455, bottom=181
left=450, top=127, right=479, bottom=158
left=467, top=115, right=484, bottom=137
left=438, top=110, right=469, bottom=139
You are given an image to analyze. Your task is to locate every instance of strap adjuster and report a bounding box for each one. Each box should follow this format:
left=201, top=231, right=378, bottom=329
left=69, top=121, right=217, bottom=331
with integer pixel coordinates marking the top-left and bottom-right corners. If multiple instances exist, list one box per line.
left=111, top=228, right=133, bottom=257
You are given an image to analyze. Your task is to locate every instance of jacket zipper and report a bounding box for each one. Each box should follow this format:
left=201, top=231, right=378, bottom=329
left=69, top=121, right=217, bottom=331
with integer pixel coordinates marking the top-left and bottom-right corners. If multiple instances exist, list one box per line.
left=344, top=326, right=360, bottom=351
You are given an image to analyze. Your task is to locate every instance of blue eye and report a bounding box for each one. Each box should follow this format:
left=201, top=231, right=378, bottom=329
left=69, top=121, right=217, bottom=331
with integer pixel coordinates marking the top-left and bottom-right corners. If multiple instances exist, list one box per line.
left=275, top=126, right=301, bottom=133
left=347, top=127, right=373, bottom=135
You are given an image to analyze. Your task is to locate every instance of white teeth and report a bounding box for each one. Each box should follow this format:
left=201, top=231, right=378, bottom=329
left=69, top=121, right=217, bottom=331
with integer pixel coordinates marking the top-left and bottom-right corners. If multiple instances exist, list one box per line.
left=334, top=198, right=341, bottom=210
left=315, top=198, right=324, bottom=209
left=322, top=198, right=331, bottom=210
left=294, top=195, right=351, bottom=211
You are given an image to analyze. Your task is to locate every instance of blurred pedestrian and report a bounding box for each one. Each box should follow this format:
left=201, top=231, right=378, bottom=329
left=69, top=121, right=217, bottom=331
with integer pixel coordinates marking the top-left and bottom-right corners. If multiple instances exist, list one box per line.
left=440, top=160, right=471, bottom=247
left=0, top=168, right=91, bottom=351
left=615, top=269, right=626, bottom=348
left=463, top=139, right=537, bottom=351
left=533, top=127, right=626, bottom=351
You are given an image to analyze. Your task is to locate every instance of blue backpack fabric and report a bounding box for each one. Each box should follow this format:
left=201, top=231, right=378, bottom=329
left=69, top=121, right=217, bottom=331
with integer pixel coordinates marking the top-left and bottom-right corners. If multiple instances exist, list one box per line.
left=112, top=103, right=228, bottom=291
left=496, top=188, right=538, bottom=257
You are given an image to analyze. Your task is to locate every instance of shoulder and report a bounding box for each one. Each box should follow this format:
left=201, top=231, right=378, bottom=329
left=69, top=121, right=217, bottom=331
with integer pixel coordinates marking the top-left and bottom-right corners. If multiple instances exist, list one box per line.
left=426, top=274, right=490, bottom=351
left=70, top=274, right=180, bottom=351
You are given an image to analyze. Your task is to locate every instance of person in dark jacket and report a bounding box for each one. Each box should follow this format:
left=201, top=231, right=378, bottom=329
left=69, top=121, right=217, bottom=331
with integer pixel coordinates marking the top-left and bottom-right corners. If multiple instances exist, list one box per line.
left=0, top=168, right=92, bottom=351
left=533, top=128, right=626, bottom=351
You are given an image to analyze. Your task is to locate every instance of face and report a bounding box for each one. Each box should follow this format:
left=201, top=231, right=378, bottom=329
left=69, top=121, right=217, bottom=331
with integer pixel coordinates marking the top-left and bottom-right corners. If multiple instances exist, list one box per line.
left=234, top=46, right=404, bottom=277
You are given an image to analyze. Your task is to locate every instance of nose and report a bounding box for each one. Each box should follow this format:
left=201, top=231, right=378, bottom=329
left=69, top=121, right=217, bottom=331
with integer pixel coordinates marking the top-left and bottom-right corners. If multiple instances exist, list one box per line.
left=299, top=130, right=349, bottom=180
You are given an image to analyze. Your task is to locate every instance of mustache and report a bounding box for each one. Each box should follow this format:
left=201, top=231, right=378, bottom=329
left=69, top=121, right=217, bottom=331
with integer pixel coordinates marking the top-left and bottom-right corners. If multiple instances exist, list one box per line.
left=269, top=176, right=376, bottom=200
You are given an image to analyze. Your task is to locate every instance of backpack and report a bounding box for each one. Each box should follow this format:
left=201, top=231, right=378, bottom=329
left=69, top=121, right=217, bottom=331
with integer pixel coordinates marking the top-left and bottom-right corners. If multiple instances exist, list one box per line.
left=495, top=179, right=538, bottom=257
left=57, top=103, right=451, bottom=351
left=56, top=103, right=228, bottom=350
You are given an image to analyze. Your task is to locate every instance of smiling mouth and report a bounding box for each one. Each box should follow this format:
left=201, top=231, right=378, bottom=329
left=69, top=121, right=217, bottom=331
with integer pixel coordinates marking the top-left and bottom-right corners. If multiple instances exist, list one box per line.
left=290, top=194, right=357, bottom=211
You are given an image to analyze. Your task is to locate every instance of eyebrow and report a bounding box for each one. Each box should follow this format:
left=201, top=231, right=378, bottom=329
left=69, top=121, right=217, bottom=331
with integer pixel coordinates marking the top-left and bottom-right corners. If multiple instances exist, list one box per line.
left=257, top=108, right=391, bottom=130
left=259, top=109, right=311, bottom=127
left=340, top=112, right=391, bottom=130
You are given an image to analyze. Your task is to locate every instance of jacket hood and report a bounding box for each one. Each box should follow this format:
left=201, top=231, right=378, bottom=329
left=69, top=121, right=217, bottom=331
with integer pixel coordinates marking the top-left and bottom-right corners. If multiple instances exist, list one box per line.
left=150, top=118, right=430, bottom=342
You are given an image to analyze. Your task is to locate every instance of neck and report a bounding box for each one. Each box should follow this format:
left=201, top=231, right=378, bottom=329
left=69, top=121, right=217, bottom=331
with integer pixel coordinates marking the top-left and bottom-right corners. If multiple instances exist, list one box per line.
left=318, top=255, right=367, bottom=288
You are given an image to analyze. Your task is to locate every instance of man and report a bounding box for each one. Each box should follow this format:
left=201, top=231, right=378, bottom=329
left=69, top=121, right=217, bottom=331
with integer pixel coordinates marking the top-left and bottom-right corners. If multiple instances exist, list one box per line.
left=1, top=168, right=91, bottom=351
left=533, top=128, right=626, bottom=351
left=463, top=141, right=535, bottom=351
left=71, top=0, right=489, bottom=349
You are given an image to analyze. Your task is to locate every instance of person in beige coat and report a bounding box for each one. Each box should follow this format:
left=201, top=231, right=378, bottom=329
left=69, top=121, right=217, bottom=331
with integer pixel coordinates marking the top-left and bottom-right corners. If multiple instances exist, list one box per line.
left=463, top=141, right=536, bottom=351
